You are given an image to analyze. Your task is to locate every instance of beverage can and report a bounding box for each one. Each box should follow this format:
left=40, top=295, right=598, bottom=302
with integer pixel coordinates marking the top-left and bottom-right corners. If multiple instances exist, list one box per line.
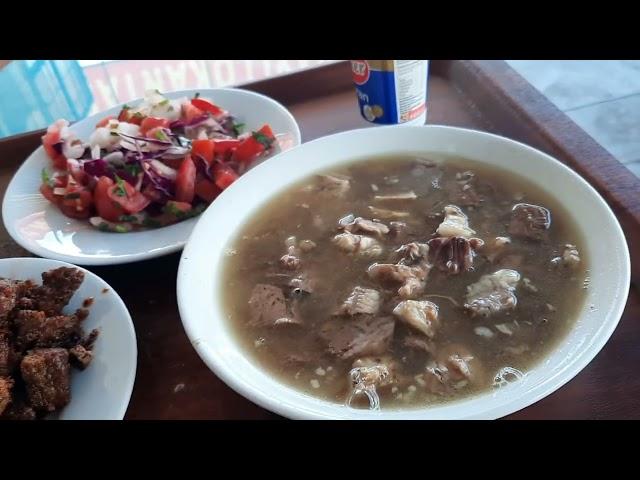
left=350, top=60, right=429, bottom=126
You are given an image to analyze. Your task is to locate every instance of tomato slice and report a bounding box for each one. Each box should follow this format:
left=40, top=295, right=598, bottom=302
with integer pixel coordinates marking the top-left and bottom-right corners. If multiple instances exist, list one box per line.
left=40, top=184, right=60, bottom=205
left=95, top=177, right=125, bottom=221
left=212, top=139, right=240, bottom=155
left=191, top=139, right=215, bottom=164
left=214, top=165, right=239, bottom=190
left=232, top=125, right=276, bottom=164
left=181, top=102, right=204, bottom=123
left=195, top=178, right=221, bottom=203
left=145, top=126, right=171, bottom=142
left=42, top=130, right=67, bottom=170
left=175, top=156, right=196, bottom=203
left=191, top=98, right=224, bottom=116
left=107, top=177, right=150, bottom=214
left=140, top=116, right=170, bottom=136
left=118, top=107, right=145, bottom=125
left=96, top=115, right=116, bottom=128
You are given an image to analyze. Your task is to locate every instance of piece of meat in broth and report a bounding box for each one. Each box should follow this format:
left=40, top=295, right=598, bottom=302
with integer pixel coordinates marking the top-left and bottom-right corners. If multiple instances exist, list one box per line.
left=436, top=205, right=476, bottom=238
left=367, top=263, right=430, bottom=299
left=332, top=232, right=383, bottom=258
left=427, top=236, right=484, bottom=274
left=347, top=355, right=397, bottom=410
left=319, top=315, right=395, bottom=360
left=508, top=203, right=551, bottom=241
left=393, top=300, right=439, bottom=338
left=423, top=344, right=482, bottom=395
left=464, top=269, right=520, bottom=317
left=316, top=174, right=350, bottom=197
left=394, top=242, right=429, bottom=265
left=335, top=286, right=381, bottom=316
left=248, top=284, right=301, bottom=327
left=483, top=236, right=511, bottom=263
left=338, top=214, right=390, bottom=237
left=551, top=244, right=581, bottom=268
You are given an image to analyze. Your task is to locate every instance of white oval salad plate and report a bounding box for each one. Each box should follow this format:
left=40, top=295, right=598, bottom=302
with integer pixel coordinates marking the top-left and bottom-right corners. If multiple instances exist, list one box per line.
left=2, top=88, right=301, bottom=266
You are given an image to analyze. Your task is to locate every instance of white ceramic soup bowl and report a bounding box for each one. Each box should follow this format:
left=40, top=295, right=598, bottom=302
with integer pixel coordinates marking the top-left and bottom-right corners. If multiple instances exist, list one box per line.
left=177, top=125, right=630, bottom=420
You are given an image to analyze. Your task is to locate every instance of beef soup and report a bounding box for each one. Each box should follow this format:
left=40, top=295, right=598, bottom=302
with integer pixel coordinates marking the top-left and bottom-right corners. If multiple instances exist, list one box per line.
left=222, top=155, right=588, bottom=410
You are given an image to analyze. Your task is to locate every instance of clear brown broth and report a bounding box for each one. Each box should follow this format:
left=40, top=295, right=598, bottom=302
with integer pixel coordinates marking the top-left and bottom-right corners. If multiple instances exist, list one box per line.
left=221, top=155, right=588, bottom=409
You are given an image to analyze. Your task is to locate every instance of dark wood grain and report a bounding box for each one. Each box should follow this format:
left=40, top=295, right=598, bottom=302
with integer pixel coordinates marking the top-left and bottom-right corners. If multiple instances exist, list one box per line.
left=0, top=60, right=638, bottom=420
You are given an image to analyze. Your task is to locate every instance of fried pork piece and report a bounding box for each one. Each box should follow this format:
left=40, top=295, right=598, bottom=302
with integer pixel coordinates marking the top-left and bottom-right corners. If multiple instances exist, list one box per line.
left=69, top=344, right=93, bottom=370
left=20, top=348, right=71, bottom=412
left=1, top=399, right=37, bottom=420
left=0, top=279, right=17, bottom=326
left=27, top=267, right=85, bottom=316
left=0, top=376, right=14, bottom=415
left=0, top=331, right=18, bottom=377
left=14, top=310, right=81, bottom=350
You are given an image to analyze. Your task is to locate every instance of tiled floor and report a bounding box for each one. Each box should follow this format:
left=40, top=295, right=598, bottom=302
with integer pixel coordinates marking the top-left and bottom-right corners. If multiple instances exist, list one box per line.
left=507, top=60, right=640, bottom=179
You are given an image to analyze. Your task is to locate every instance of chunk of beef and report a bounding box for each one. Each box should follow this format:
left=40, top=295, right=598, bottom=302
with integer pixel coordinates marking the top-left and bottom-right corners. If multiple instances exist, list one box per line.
left=454, top=171, right=483, bottom=207
left=423, top=344, right=482, bottom=395
left=20, top=348, right=71, bottom=412
left=395, top=242, right=429, bottom=265
left=0, top=376, right=13, bottom=415
left=508, top=203, right=551, bottom=241
left=332, top=232, right=383, bottom=257
left=335, top=287, right=381, bottom=316
left=27, top=267, right=84, bottom=316
left=347, top=355, right=397, bottom=410
left=248, top=284, right=300, bottom=327
left=367, top=263, right=430, bottom=298
left=403, top=335, right=436, bottom=355
left=280, top=248, right=300, bottom=271
left=14, top=310, right=81, bottom=350
left=0, top=279, right=17, bottom=325
left=320, top=315, right=395, bottom=360
left=69, top=344, right=93, bottom=370
left=427, top=236, right=484, bottom=274
left=436, top=205, right=476, bottom=238
left=81, top=329, right=100, bottom=350
left=338, top=214, right=390, bottom=237
left=483, top=236, right=511, bottom=263
left=551, top=244, right=581, bottom=268
left=464, top=269, right=520, bottom=317
left=392, top=300, right=439, bottom=338
left=316, top=174, right=350, bottom=197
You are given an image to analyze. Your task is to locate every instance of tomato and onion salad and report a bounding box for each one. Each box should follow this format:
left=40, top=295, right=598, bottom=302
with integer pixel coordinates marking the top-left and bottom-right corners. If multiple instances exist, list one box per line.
left=38, top=90, right=278, bottom=232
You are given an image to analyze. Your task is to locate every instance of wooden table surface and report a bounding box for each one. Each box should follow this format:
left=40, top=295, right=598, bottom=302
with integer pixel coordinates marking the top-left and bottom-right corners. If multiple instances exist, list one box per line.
left=0, top=61, right=638, bottom=419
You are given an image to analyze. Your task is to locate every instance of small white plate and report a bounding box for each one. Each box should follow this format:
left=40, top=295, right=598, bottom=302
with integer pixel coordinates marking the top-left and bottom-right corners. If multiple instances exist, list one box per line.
left=2, top=88, right=301, bottom=266
left=0, top=257, right=137, bottom=420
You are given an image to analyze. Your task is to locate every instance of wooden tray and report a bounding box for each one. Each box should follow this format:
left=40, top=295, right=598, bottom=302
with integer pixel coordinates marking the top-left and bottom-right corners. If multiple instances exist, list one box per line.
left=1, top=60, right=638, bottom=419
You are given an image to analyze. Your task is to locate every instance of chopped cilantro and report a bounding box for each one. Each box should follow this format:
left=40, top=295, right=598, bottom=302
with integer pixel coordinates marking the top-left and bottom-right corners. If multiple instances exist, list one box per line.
left=232, top=122, right=245, bottom=137
left=154, top=129, right=169, bottom=141
left=114, top=175, right=127, bottom=197
left=119, top=214, right=137, bottom=222
left=41, top=168, right=50, bottom=185
left=114, top=224, right=129, bottom=233
left=252, top=131, right=274, bottom=149
left=194, top=92, right=201, bottom=99
left=142, top=217, right=162, bottom=228
left=159, top=99, right=169, bottom=106
left=123, top=163, right=142, bottom=177
left=121, top=104, right=130, bottom=111
left=133, top=112, right=144, bottom=119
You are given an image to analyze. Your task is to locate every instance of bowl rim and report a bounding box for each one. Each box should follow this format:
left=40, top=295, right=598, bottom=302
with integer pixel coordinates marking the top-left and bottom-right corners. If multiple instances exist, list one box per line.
left=177, top=124, right=631, bottom=420
left=2, top=87, right=302, bottom=266
left=0, top=256, right=138, bottom=420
